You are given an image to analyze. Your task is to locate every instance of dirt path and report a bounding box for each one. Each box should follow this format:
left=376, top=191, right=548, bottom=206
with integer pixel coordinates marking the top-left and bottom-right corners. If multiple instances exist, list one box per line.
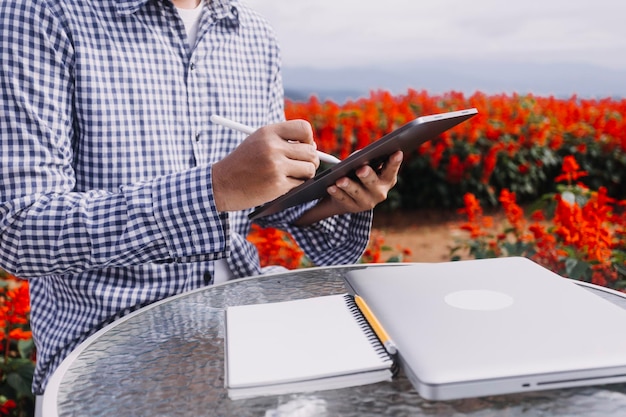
left=372, top=209, right=470, bottom=263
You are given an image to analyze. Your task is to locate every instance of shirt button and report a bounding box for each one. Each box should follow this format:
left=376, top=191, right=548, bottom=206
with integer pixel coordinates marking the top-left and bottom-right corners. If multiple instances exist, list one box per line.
left=190, top=63, right=196, bottom=71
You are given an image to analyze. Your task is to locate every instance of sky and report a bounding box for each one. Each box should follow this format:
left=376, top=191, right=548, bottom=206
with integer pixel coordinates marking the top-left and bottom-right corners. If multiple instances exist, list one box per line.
left=244, top=0, right=626, bottom=71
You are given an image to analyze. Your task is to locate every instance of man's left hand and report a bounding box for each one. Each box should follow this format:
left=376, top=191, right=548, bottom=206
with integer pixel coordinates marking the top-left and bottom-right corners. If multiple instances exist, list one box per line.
left=295, top=150, right=403, bottom=226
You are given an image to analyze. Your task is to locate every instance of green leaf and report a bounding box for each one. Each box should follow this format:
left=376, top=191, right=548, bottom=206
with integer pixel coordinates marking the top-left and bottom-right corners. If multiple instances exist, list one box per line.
left=6, top=370, right=33, bottom=399
left=565, top=258, right=591, bottom=280
left=18, top=339, right=34, bottom=360
left=12, top=359, right=35, bottom=381
left=612, top=280, right=626, bottom=290
left=615, top=263, right=626, bottom=276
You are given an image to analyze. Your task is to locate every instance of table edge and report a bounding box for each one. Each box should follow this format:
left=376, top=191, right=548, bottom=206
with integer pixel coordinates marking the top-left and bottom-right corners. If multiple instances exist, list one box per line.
left=40, top=263, right=625, bottom=416
left=40, top=265, right=343, bottom=417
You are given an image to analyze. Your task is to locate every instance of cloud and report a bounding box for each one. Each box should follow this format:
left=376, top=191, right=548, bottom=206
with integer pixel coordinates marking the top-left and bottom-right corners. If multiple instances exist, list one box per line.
left=245, top=0, right=626, bottom=70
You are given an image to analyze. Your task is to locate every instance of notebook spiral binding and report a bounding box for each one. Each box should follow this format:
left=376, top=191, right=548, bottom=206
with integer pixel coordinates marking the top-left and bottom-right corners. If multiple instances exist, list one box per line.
left=343, top=294, right=395, bottom=364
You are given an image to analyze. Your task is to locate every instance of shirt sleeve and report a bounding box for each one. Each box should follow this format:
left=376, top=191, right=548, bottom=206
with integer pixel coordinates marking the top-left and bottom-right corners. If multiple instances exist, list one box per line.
left=0, top=2, right=227, bottom=278
left=255, top=203, right=373, bottom=266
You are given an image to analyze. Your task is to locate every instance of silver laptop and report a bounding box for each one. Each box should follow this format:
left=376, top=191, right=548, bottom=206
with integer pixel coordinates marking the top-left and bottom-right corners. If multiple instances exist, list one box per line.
left=344, top=257, right=626, bottom=400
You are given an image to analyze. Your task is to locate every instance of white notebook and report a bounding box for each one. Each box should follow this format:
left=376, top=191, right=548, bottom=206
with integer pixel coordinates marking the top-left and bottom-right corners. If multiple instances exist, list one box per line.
left=224, top=294, right=395, bottom=399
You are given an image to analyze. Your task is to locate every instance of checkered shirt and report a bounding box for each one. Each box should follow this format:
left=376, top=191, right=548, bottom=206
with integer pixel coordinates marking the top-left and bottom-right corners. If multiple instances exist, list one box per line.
left=0, top=0, right=372, bottom=394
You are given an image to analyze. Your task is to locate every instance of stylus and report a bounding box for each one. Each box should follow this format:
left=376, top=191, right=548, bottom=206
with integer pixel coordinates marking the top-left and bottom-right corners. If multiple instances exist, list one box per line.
left=210, top=115, right=341, bottom=165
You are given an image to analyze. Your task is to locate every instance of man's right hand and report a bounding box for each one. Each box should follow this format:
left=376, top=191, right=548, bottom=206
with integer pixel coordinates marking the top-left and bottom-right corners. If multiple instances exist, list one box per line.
left=212, top=120, right=320, bottom=212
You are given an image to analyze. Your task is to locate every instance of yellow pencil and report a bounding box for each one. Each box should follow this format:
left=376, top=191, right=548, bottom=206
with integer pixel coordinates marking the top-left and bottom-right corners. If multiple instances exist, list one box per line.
left=354, top=295, right=397, bottom=355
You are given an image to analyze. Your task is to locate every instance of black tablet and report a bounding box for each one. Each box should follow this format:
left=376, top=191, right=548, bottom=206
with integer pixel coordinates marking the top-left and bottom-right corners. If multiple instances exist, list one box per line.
left=249, top=108, right=478, bottom=220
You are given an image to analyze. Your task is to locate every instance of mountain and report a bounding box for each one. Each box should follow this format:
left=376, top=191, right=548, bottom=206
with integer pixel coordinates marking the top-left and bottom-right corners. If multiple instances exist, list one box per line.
left=283, top=60, right=626, bottom=103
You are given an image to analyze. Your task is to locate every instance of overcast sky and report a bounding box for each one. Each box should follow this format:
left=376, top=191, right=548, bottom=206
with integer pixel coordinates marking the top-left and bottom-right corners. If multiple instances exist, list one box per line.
left=244, top=0, right=626, bottom=71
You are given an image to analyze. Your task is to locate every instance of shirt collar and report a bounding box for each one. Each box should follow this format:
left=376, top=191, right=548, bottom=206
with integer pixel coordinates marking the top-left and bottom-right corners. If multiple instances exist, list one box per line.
left=115, top=0, right=242, bottom=25
left=114, top=0, right=150, bottom=15
left=210, top=0, right=241, bottom=23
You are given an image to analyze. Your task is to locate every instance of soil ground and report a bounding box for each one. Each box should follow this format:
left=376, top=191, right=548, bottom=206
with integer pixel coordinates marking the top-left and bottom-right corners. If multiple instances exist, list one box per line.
left=371, top=209, right=471, bottom=263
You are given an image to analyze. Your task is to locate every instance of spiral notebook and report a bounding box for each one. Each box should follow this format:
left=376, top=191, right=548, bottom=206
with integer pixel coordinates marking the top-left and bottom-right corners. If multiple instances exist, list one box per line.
left=224, top=294, right=395, bottom=399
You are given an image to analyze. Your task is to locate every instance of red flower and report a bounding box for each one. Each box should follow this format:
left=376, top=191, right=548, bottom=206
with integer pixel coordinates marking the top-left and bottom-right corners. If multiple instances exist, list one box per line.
left=518, top=162, right=531, bottom=175
left=554, top=155, right=588, bottom=183
left=458, top=193, right=483, bottom=223
left=499, top=189, right=526, bottom=233
left=8, top=328, right=32, bottom=341
left=446, top=155, right=465, bottom=183
left=0, top=399, right=16, bottom=415
left=247, top=225, right=306, bottom=269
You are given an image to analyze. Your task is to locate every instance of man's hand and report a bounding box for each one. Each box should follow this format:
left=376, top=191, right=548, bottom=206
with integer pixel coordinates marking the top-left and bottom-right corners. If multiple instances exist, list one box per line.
left=212, top=120, right=319, bottom=212
left=295, top=151, right=404, bottom=226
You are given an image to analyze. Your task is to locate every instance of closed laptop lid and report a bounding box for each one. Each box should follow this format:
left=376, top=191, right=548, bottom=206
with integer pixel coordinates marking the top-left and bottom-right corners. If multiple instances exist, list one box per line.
left=345, top=257, right=626, bottom=399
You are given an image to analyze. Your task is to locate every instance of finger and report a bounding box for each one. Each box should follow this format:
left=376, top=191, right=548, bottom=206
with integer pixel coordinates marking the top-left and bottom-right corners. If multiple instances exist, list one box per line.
left=284, top=158, right=318, bottom=181
left=353, top=151, right=402, bottom=184
left=378, top=151, right=403, bottom=182
left=272, top=119, right=315, bottom=145
left=354, top=165, right=379, bottom=188
left=341, top=170, right=388, bottom=208
left=283, top=141, right=320, bottom=165
left=335, top=177, right=373, bottom=207
left=327, top=184, right=360, bottom=211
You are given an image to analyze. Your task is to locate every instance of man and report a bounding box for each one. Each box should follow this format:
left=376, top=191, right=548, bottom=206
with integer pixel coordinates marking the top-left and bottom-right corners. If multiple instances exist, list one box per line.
left=0, top=0, right=402, bottom=402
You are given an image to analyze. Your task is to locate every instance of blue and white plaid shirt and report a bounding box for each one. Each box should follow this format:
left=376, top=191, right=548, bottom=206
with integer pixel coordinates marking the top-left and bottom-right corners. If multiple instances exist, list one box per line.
left=0, top=0, right=371, bottom=394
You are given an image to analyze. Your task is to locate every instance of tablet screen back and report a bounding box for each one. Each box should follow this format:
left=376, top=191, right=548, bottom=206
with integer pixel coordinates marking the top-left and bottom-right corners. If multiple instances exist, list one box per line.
left=249, top=108, right=478, bottom=220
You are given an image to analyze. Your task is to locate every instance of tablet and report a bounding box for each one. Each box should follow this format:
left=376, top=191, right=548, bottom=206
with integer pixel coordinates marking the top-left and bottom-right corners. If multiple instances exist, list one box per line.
left=249, top=108, right=478, bottom=220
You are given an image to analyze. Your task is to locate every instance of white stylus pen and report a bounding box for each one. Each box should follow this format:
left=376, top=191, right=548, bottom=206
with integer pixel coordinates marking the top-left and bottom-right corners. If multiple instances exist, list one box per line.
left=210, top=115, right=341, bottom=165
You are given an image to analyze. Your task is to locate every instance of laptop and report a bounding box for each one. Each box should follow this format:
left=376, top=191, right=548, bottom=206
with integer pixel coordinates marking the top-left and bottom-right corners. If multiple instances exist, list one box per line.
left=344, top=257, right=626, bottom=400
left=249, top=108, right=478, bottom=219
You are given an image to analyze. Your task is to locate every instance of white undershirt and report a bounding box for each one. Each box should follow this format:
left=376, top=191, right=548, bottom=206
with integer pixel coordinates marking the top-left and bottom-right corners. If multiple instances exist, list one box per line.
left=176, top=1, right=204, bottom=50
left=213, top=258, right=234, bottom=284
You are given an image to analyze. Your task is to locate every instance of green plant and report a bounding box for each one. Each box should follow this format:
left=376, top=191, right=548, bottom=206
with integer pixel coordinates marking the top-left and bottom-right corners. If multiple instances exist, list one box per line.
left=453, top=155, right=626, bottom=289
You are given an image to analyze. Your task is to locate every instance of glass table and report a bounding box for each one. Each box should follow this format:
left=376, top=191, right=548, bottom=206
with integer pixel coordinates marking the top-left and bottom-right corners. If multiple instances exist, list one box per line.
left=42, top=264, right=626, bottom=417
